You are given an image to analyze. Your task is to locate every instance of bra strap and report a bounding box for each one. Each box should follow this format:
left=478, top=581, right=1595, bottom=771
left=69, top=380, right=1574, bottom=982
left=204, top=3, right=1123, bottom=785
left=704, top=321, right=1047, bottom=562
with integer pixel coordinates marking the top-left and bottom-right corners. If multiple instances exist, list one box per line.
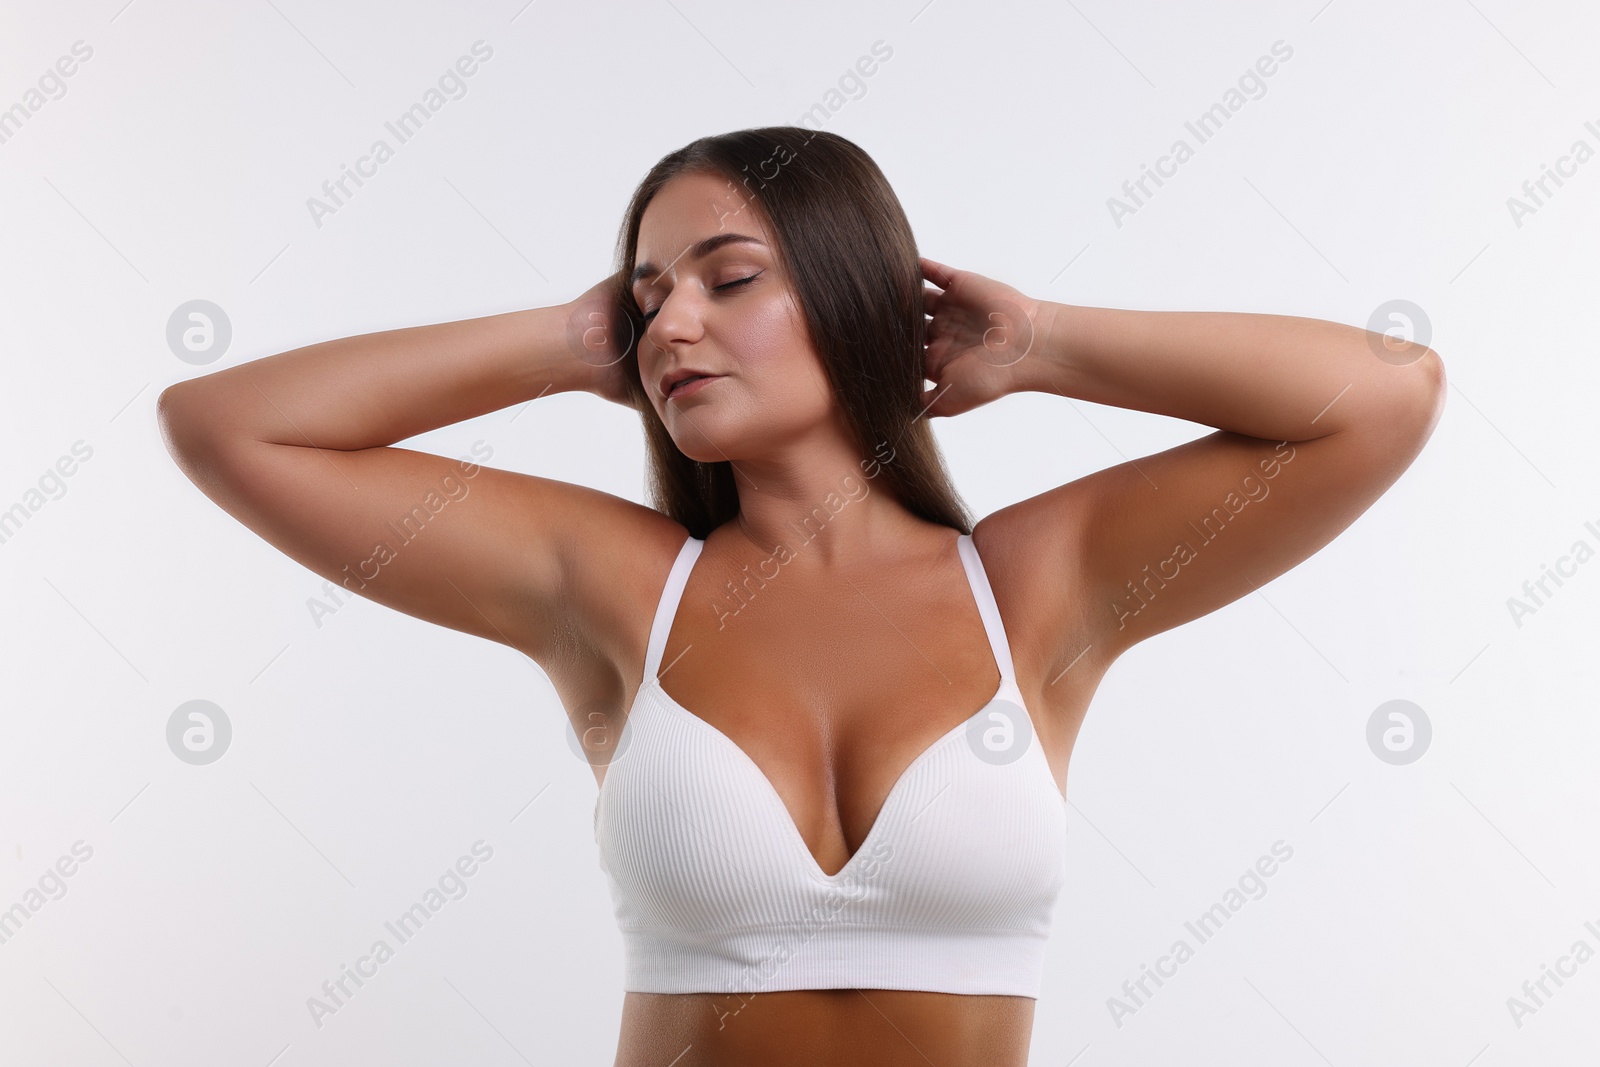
left=958, top=533, right=1019, bottom=690
left=644, top=534, right=703, bottom=680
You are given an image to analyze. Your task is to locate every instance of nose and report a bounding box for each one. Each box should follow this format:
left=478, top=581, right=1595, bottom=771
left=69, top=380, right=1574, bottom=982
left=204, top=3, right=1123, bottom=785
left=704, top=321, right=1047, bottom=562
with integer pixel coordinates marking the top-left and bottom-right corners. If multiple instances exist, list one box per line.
left=642, top=284, right=707, bottom=353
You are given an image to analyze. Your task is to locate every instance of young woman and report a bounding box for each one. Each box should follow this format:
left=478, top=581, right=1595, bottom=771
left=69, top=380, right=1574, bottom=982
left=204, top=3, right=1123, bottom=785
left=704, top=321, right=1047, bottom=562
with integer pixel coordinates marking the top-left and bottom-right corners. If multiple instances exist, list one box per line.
left=158, top=126, right=1444, bottom=1066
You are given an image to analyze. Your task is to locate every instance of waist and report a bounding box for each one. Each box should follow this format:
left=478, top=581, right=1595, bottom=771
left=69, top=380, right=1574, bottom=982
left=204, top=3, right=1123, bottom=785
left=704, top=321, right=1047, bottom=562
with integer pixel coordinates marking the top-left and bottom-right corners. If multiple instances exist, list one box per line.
left=615, top=986, right=1037, bottom=1067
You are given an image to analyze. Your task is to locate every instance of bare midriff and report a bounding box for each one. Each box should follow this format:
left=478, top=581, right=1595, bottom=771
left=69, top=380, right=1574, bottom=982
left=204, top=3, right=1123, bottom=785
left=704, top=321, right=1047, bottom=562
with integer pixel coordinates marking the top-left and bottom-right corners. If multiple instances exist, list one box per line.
left=612, top=988, right=1035, bottom=1066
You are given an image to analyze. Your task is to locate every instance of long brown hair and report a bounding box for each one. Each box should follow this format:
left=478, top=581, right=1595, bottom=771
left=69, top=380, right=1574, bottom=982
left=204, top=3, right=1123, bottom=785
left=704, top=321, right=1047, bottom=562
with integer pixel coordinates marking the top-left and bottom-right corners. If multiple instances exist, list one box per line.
left=610, top=125, right=973, bottom=540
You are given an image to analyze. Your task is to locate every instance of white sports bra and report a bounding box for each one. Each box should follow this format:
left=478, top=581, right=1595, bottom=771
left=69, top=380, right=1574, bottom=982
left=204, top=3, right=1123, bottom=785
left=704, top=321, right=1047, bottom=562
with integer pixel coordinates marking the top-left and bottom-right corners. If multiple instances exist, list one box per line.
left=593, top=531, right=1069, bottom=997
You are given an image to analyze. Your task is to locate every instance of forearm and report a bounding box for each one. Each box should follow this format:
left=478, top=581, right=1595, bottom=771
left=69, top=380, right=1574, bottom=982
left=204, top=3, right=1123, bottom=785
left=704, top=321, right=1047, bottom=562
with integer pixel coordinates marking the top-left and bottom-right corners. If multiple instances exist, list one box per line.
left=158, top=302, right=589, bottom=450
left=1022, top=302, right=1442, bottom=441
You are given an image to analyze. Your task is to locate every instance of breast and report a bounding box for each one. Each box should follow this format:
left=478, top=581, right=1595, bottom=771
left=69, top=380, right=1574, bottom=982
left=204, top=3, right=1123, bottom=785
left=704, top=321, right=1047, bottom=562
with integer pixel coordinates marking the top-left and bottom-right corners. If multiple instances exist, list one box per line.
left=594, top=683, right=1069, bottom=995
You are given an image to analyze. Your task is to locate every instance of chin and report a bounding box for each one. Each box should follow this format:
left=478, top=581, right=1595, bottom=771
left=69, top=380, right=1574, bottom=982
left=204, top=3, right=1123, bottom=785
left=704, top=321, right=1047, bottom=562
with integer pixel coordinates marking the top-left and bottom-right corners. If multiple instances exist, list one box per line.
left=666, top=420, right=736, bottom=465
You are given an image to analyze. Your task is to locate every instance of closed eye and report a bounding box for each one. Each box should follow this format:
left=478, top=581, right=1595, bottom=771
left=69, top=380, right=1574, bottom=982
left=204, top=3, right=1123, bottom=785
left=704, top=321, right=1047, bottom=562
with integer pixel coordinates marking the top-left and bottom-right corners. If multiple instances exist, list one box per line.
left=640, top=272, right=762, bottom=323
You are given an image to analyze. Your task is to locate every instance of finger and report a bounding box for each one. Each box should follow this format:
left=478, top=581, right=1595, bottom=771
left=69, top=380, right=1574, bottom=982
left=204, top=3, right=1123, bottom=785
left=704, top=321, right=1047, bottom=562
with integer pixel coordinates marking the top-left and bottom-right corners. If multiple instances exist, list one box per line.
left=919, top=256, right=954, bottom=289
left=922, top=285, right=943, bottom=316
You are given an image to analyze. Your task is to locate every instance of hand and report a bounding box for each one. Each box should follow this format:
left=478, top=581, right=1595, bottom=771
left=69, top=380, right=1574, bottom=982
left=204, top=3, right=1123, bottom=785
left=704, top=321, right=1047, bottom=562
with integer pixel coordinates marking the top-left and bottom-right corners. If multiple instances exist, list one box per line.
left=918, top=256, right=1052, bottom=418
left=563, top=268, right=639, bottom=408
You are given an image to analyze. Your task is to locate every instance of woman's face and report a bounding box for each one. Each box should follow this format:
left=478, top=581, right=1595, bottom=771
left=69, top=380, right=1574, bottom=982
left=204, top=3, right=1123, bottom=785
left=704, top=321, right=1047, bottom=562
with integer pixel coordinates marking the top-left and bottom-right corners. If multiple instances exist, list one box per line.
left=630, top=171, right=836, bottom=464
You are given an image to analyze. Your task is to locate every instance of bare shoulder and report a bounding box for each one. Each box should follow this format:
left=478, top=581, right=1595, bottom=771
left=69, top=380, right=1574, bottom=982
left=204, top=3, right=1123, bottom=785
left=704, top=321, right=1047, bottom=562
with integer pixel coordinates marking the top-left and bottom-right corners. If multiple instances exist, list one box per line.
left=971, top=486, right=1111, bottom=713
left=533, top=484, right=692, bottom=697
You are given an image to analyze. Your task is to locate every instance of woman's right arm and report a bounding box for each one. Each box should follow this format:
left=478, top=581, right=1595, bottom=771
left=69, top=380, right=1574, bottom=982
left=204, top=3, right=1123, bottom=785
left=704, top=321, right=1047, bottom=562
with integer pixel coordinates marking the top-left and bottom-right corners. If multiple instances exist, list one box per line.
left=155, top=284, right=667, bottom=664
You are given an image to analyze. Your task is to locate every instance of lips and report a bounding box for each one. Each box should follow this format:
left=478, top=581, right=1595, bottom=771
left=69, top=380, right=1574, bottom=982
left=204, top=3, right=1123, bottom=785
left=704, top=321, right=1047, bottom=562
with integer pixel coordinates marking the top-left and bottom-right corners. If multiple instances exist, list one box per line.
left=669, top=374, right=721, bottom=400
left=660, top=369, right=720, bottom=398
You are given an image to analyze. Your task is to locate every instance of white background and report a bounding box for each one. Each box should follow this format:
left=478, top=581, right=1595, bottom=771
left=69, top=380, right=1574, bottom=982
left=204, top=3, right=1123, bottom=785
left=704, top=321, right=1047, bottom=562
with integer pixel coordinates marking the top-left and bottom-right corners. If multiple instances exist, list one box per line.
left=2, top=0, right=1596, bottom=1064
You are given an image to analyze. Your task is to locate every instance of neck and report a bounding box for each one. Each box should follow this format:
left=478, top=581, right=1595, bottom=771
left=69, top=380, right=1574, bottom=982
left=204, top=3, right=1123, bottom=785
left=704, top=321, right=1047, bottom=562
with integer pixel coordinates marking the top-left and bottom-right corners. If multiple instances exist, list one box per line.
left=723, top=453, right=930, bottom=569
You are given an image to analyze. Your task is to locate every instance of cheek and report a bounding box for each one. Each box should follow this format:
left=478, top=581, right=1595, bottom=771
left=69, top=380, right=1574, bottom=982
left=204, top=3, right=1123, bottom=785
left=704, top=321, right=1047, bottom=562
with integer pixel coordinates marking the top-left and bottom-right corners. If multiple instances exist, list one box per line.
left=728, top=293, right=825, bottom=391
left=728, top=292, right=799, bottom=361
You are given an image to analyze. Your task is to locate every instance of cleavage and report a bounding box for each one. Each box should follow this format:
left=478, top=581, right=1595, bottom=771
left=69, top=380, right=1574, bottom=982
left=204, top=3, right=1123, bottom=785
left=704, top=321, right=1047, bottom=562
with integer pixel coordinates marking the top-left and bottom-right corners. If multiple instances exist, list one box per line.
left=655, top=556, right=1001, bottom=877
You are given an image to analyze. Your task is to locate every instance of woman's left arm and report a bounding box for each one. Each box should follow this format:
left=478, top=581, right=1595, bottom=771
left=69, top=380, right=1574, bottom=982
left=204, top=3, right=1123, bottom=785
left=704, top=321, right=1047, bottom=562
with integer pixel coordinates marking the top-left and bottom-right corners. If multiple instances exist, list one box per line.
left=918, top=258, right=1447, bottom=678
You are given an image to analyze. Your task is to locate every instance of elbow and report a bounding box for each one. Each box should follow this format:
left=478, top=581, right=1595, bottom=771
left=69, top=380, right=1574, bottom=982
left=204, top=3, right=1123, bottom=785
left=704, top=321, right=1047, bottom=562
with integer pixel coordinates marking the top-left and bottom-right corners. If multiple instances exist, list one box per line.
left=1355, top=338, right=1445, bottom=447
left=1417, top=345, right=1446, bottom=418
left=1396, top=346, right=1447, bottom=447
left=156, top=383, right=186, bottom=426
left=156, top=382, right=190, bottom=437
left=156, top=382, right=213, bottom=461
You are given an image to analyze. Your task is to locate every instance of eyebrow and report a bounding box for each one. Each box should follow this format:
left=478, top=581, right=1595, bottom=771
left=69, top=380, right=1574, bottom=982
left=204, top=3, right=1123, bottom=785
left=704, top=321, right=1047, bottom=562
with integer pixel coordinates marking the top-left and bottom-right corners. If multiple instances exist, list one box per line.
left=630, top=232, right=767, bottom=289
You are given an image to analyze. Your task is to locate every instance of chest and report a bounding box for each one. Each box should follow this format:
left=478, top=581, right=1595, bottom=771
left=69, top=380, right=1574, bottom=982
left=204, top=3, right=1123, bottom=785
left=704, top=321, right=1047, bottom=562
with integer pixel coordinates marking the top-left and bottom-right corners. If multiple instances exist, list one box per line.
left=635, top=542, right=1068, bottom=879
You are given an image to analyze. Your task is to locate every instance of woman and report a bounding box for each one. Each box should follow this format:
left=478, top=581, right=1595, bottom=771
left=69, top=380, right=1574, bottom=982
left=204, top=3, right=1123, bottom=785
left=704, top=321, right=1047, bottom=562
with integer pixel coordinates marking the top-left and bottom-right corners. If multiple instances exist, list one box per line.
left=158, top=126, right=1445, bottom=1066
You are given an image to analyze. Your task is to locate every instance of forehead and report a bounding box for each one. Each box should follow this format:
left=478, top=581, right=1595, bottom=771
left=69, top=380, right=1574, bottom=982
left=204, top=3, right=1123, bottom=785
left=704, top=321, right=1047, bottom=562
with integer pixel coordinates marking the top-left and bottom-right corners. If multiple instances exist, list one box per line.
left=633, top=172, right=770, bottom=277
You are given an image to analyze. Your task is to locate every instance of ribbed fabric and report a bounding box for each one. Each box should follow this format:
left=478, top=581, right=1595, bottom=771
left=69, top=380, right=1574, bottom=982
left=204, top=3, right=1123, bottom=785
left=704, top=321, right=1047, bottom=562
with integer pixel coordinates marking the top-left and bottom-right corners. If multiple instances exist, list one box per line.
left=594, top=533, right=1069, bottom=997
